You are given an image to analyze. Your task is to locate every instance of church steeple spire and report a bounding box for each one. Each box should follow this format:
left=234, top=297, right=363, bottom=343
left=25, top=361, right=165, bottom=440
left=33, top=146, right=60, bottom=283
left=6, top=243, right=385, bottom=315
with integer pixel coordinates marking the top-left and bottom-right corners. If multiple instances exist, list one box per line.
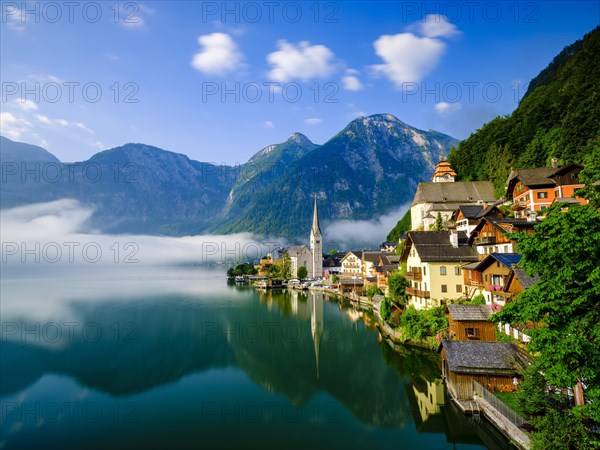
left=311, top=195, right=321, bottom=235
left=310, top=195, right=323, bottom=278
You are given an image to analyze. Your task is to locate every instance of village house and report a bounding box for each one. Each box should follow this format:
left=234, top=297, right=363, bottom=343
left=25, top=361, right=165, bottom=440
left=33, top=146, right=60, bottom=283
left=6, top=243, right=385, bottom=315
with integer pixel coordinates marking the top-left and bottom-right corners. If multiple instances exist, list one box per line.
left=450, top=204, right=504, bottom=237
left=254, top=252, right=282, bottom=276
left=411, top=159, right=497, bottom=231
left=400, top=231, right=478, bottom=310
left=506, top=160, right=587, bottom=219
left=439, top=341, right=529, bottom=402
left=467, top=217, right=538, bottom=258
left=361, top=251, right=383, bottom=285
left=340, top=250, right=363, bottom=279
left=494, top=265, right=540, bottom=343
left=322, top=252, right=344, bottom=278
left=380, top=241, right=398, bottom=253
left=375, top=254, right=400, bottom=293
left=462, top=253, right=522, bottom=305
left=447, top=304, right=496, bottom=341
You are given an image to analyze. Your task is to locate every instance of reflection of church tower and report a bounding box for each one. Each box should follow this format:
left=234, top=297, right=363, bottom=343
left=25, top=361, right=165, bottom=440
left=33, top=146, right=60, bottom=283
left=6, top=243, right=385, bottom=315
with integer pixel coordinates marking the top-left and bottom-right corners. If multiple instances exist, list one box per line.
left=310, top=196, right=323, bottom=278
left=310, top=293, right=323, bottom=379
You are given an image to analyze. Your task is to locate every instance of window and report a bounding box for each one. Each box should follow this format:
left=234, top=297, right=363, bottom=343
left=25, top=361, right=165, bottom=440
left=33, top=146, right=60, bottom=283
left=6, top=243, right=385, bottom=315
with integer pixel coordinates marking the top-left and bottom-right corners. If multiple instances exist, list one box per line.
left=440, top=266, right=447, bottom=275
left=541, top=205, right=547, bottom=211
left=455, top=267, right=460, bottom=275
left=423, top=266, right=426, bottom=276
left=441, top=284, right=447, bottom=293
left=456, top=284, right=462, bottom=293
left=537, top=192, right=548, bottom=199
left=465, top=328, right=481, bottom=340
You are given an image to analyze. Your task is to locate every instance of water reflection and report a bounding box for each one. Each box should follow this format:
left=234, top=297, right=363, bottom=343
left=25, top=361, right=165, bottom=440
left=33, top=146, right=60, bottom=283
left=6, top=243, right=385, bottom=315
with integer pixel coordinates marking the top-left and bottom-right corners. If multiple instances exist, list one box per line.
left=0, top=267, right=512, bottom=449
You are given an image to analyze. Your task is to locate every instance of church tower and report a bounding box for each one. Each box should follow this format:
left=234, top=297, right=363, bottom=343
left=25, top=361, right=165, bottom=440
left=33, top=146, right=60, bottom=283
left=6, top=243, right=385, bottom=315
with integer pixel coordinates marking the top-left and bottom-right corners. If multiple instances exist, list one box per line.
left=431, top=157, right=457, bottom=183
left=310, top=196, right=323, bottom=278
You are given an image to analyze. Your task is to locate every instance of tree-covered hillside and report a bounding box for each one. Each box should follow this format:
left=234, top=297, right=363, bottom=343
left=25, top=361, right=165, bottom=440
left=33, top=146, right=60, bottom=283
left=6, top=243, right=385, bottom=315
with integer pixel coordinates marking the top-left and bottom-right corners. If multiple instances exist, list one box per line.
left=448, top=26, right=600, bottom=195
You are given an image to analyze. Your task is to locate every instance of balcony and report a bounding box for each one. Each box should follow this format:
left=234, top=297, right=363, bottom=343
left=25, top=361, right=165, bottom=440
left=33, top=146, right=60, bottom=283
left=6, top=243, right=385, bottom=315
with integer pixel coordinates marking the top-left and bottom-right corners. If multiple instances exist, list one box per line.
left=511, top=200, right=527, bottom=211
left=467, top=280, right=484, bottom=287
left=474, top=235, right=496, bottom=245
left=406, top=269, right=422, bottom=281
left=406, top=287, right=431, bottom=298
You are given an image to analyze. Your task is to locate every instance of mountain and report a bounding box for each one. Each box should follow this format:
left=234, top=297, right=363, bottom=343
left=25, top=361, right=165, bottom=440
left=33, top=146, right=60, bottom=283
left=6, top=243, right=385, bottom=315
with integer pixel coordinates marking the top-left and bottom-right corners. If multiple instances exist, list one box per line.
left=1, top=114, right=458, bottom=239
left=448, top=26, right=600, bottom=195
left=214, top=114, right=458, bottom=239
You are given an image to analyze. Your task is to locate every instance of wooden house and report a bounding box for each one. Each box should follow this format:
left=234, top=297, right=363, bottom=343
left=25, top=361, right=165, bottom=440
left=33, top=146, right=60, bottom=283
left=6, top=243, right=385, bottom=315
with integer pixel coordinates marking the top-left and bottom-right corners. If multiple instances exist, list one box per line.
left=451, top=204, right=504, bottom=236
left=468, top=217, right=537, bottom=258
left=461, top=253, right=522, bottom=305
left=439, top=341, right=529, bottom=401
left=506, top=161, right=587, bottom=218
left=447, top=304, right=495, bottom=341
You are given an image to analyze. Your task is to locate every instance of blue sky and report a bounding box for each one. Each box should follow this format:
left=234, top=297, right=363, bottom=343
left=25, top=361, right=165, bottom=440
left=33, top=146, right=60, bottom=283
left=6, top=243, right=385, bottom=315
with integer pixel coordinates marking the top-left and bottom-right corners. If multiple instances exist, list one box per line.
left=1, top=1, right=598, bottom=163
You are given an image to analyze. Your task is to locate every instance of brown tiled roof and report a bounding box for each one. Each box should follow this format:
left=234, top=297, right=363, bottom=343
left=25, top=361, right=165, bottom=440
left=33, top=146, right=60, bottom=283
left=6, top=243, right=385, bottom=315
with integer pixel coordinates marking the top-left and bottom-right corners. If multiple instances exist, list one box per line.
left=448, top=304, right=492, bottom=321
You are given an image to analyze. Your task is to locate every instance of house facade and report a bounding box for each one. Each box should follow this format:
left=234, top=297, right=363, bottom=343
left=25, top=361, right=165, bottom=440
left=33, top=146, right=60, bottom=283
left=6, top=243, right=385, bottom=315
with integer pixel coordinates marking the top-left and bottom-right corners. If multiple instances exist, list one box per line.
left=462, top=253, right=522, bottom=305
left=468, top=217, right=538, bottom=258
left=340, top=251, right=363, bottom=278
left=507, top=161, right=587, bottom=219
left=447, top=304, right=496, bottom=341
left=401, top=231, right=478, bottom=310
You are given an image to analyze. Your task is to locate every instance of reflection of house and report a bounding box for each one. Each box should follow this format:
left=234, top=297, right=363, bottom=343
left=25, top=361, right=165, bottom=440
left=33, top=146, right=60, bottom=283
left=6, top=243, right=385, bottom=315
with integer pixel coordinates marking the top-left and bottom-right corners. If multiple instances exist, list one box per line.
left=462, top=253, right=522, bottom=305
left=468, top=217, right=537, bottom=258
left=406, top=376, right=445, bottom=432
left=401, top=231, right=478, bottom=309
left=340, top=250, right=363, bottom=278
left=507, top=161, right=587, bottom=218
left=447, top=304, right=495, bottom=341
left=451, top=204, right=504, bottom=237
left=440, top=341, right=528, bottom=401
left=411, top=160, right=497, bottom=230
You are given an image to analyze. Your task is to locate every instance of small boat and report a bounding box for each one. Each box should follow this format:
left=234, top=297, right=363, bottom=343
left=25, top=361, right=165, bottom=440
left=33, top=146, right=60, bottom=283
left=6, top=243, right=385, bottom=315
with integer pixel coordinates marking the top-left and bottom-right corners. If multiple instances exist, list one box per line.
left=235, top=276, right=245, bottom=283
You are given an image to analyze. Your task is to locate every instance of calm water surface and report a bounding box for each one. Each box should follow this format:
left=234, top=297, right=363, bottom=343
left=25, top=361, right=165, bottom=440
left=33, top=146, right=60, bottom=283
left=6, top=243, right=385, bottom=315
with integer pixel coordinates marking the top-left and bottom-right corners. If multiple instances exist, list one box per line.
left=0, top=266, right=515, bottom=449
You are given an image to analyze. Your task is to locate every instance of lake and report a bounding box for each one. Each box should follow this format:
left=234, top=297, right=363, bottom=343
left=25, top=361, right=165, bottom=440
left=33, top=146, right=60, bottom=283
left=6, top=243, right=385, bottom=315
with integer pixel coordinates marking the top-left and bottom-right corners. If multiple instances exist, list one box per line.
left=0, top=266, right=515, bottom=449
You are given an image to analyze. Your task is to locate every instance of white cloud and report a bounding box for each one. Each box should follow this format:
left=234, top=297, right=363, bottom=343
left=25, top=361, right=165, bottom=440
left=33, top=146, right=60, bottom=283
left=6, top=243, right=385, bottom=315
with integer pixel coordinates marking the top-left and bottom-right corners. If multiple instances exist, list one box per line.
left=304, top=118, right=322, bottom=125
left=3, top=3, right=26, bottom=32
left=14, top=99, right=38, bottom=112
left=435, top=101, right=462, bottom=114
left=371, top=15, right=459, bottom=87
left=342, top=69, right=363, bottom=91
left=267, top=40, right=336, bottom=82
left=417, top=14, right=461, bottom=38
left=191, top=33, right=244, bottom=76
left=0, top=112, right=32, bottom=140
left=324, top=205, right=409, bottom=248
left=263, top=120, right=275, bottom=129
left=372, top=33, right=445, bottom=86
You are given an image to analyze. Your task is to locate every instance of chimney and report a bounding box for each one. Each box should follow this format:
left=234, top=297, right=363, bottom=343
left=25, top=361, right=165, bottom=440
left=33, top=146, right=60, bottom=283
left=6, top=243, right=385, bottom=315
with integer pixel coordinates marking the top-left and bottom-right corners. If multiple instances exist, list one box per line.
left=551, top=158, right=558, bottom=169
left=527, top=211, right=537, bottom=223
left=449, top=230, right=459, bottom=248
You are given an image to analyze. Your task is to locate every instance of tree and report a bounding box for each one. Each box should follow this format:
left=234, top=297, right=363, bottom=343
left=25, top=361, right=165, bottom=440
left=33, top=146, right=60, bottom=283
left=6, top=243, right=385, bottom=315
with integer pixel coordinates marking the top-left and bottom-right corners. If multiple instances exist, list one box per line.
left=380, top=296, right=391, bottom=322
left=297, top=266, right=308, bottom=280
left=281, top=252, right=292, bottom=279
left=387, top=209, right=411, bottom=242
left=432, top=212, right=444, bottom=231
left=493, top=203, right=600, bottom=438
left=577, top=141, right=600, bottom=208
left=387, top=270, right=409, bottom=306
left=365, top=285, right=382, bottom=300
left=329, top=248, right=339, bottom=256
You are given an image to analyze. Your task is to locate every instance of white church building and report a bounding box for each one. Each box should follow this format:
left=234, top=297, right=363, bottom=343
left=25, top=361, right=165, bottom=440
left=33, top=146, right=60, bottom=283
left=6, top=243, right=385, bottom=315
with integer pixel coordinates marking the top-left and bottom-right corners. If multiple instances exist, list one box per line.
left=287, top=197, right=323, bottom=278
